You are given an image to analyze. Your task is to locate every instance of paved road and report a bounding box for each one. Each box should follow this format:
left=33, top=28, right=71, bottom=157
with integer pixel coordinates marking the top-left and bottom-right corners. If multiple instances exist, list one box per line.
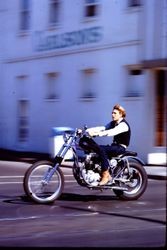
left=0, top=161, right=166, bottom=247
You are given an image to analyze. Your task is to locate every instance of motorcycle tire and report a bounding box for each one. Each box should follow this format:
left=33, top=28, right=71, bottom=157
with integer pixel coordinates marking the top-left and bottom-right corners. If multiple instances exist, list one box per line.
left=113, top=161, right=148, bottom=200
left=23, top=160, right=64, bottom=204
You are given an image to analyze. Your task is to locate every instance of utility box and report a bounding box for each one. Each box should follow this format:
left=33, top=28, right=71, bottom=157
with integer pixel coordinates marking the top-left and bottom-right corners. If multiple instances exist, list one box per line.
left=50, top=127, right=75, bottom=160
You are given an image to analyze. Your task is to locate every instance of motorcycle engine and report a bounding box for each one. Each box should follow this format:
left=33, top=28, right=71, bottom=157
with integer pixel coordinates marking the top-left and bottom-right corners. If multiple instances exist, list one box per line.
left=82, top=169, right=100, bottom=186
left=81, top=153, right=101, bottom=186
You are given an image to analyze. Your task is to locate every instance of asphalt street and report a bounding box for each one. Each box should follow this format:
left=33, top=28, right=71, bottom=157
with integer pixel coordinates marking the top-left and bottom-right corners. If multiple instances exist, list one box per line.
left=0, top=160, right=166, bottom=248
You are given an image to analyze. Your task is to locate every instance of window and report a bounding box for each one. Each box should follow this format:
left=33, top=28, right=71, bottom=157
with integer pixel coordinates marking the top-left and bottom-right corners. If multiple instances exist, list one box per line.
left=16, top=75, right=28, bottom=99
left=84, top=0, right=99, bottom=18
left=19, top=0, right=31, bottom=31
left=128, top=0, right=141, bottom=7
left=18, top=100, right=29, bottom=142
left=126, top=68, right=144, bottom=97
left=45, top=72, right=59, bottom=100
left=80, top=68, right=96, bottom=100
left=49, top=0, right=60, bottom=26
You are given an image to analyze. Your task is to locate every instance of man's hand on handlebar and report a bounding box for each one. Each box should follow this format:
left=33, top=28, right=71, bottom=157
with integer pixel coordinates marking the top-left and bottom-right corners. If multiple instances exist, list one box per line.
left=76, top=128, right=83, bottom=135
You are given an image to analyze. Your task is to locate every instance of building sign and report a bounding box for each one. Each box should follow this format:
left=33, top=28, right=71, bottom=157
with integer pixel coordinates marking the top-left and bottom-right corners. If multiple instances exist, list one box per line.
left=34, top=26, right=103, bottom=52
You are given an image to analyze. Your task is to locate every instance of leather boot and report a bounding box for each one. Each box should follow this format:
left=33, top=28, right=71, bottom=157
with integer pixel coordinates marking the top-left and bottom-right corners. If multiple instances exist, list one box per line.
left=99, top=170, right=111, bottom=186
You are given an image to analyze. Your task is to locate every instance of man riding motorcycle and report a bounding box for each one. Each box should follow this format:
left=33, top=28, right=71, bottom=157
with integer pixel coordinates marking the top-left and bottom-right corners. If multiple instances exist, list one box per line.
left=79, top=104, right=131, bottom=186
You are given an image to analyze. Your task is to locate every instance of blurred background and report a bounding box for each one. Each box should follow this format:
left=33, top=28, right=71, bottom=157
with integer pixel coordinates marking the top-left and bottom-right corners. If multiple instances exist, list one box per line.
left=0, top=0, right=166, bottom=164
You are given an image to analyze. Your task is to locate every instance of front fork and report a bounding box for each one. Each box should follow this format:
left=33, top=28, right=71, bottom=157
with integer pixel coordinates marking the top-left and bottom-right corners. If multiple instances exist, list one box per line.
left=42, top=166, right=57, bottom=184
left=43, top=137, right=75, bottom=183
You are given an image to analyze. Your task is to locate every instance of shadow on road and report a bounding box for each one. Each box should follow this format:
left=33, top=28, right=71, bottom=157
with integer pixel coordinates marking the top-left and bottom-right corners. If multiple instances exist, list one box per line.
left=2, top=193, right=166, bottom=226
left=2, top=192, right=118, bottom=205
left=59, top=192, right=118, bottom=202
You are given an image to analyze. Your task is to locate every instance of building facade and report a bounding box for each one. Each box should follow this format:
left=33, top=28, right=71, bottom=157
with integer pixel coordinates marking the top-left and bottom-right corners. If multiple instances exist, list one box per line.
left=0, top=0, right=166, bottom=164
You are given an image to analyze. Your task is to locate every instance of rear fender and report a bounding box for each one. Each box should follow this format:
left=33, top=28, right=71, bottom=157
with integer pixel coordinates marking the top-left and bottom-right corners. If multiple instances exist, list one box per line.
left=125, top=156, right=145, bottom=166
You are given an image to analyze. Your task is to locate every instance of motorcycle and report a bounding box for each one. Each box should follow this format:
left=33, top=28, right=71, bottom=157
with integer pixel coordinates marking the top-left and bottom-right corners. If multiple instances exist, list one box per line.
left=23, top=125, right=148, bottom=204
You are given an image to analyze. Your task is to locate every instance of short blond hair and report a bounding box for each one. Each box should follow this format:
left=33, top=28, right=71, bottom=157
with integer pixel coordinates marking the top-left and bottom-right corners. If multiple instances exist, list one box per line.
left=113, top=104, right=126, bottom=118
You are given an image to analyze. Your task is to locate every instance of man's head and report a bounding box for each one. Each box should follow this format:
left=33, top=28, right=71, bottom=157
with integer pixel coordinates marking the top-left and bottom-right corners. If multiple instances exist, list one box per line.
left=112, top=104, right=126, bottom=121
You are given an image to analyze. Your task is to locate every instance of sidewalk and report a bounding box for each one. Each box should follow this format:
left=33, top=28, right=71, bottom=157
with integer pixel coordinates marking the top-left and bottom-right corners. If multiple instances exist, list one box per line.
left=144, top=165, right=167, bottom=180
left=0, top=148, right=166, bottom=180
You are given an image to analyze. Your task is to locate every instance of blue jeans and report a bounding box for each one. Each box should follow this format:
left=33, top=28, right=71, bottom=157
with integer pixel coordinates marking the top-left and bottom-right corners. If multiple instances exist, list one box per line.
left=99, top=144, right=126, bottom=171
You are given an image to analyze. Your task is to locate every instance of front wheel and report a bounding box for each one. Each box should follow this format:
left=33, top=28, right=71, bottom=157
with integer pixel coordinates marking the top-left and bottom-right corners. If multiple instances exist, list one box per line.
left=23, top=161, right=64, bottom=204
left=113, top=161, right=148, bottom=200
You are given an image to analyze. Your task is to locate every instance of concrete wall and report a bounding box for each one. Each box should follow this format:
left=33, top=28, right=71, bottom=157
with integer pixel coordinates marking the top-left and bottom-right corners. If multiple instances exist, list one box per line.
left=0, top=0, right=166, bottom=164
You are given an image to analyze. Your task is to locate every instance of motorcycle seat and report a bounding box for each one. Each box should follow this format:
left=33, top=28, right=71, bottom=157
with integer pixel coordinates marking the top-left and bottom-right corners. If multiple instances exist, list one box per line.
left=119, top=151, right=137, bottom=157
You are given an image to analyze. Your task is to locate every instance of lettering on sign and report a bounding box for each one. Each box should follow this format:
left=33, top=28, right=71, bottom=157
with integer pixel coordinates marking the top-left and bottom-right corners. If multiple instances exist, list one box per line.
left=33, top=26, right=103, bottom=52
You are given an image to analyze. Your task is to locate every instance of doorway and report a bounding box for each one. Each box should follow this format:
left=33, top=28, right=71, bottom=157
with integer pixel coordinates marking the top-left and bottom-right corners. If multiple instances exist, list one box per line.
left=155, top=69, right=166, bottom=146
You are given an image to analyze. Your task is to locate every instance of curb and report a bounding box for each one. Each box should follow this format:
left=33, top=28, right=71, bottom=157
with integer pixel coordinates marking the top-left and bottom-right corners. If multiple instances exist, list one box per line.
left=146, top=174, right=167, bottom=181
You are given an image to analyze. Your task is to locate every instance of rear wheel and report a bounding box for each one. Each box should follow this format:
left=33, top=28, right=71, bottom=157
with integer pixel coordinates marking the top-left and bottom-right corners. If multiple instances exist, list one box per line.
left=113, top=162, right=148, bottom=200
left=23, top=161, right=64, bottom=204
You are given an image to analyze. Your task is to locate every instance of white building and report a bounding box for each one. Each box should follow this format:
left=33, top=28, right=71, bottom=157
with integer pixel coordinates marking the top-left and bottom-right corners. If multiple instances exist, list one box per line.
left=0, top=0, right=166, bottom=164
